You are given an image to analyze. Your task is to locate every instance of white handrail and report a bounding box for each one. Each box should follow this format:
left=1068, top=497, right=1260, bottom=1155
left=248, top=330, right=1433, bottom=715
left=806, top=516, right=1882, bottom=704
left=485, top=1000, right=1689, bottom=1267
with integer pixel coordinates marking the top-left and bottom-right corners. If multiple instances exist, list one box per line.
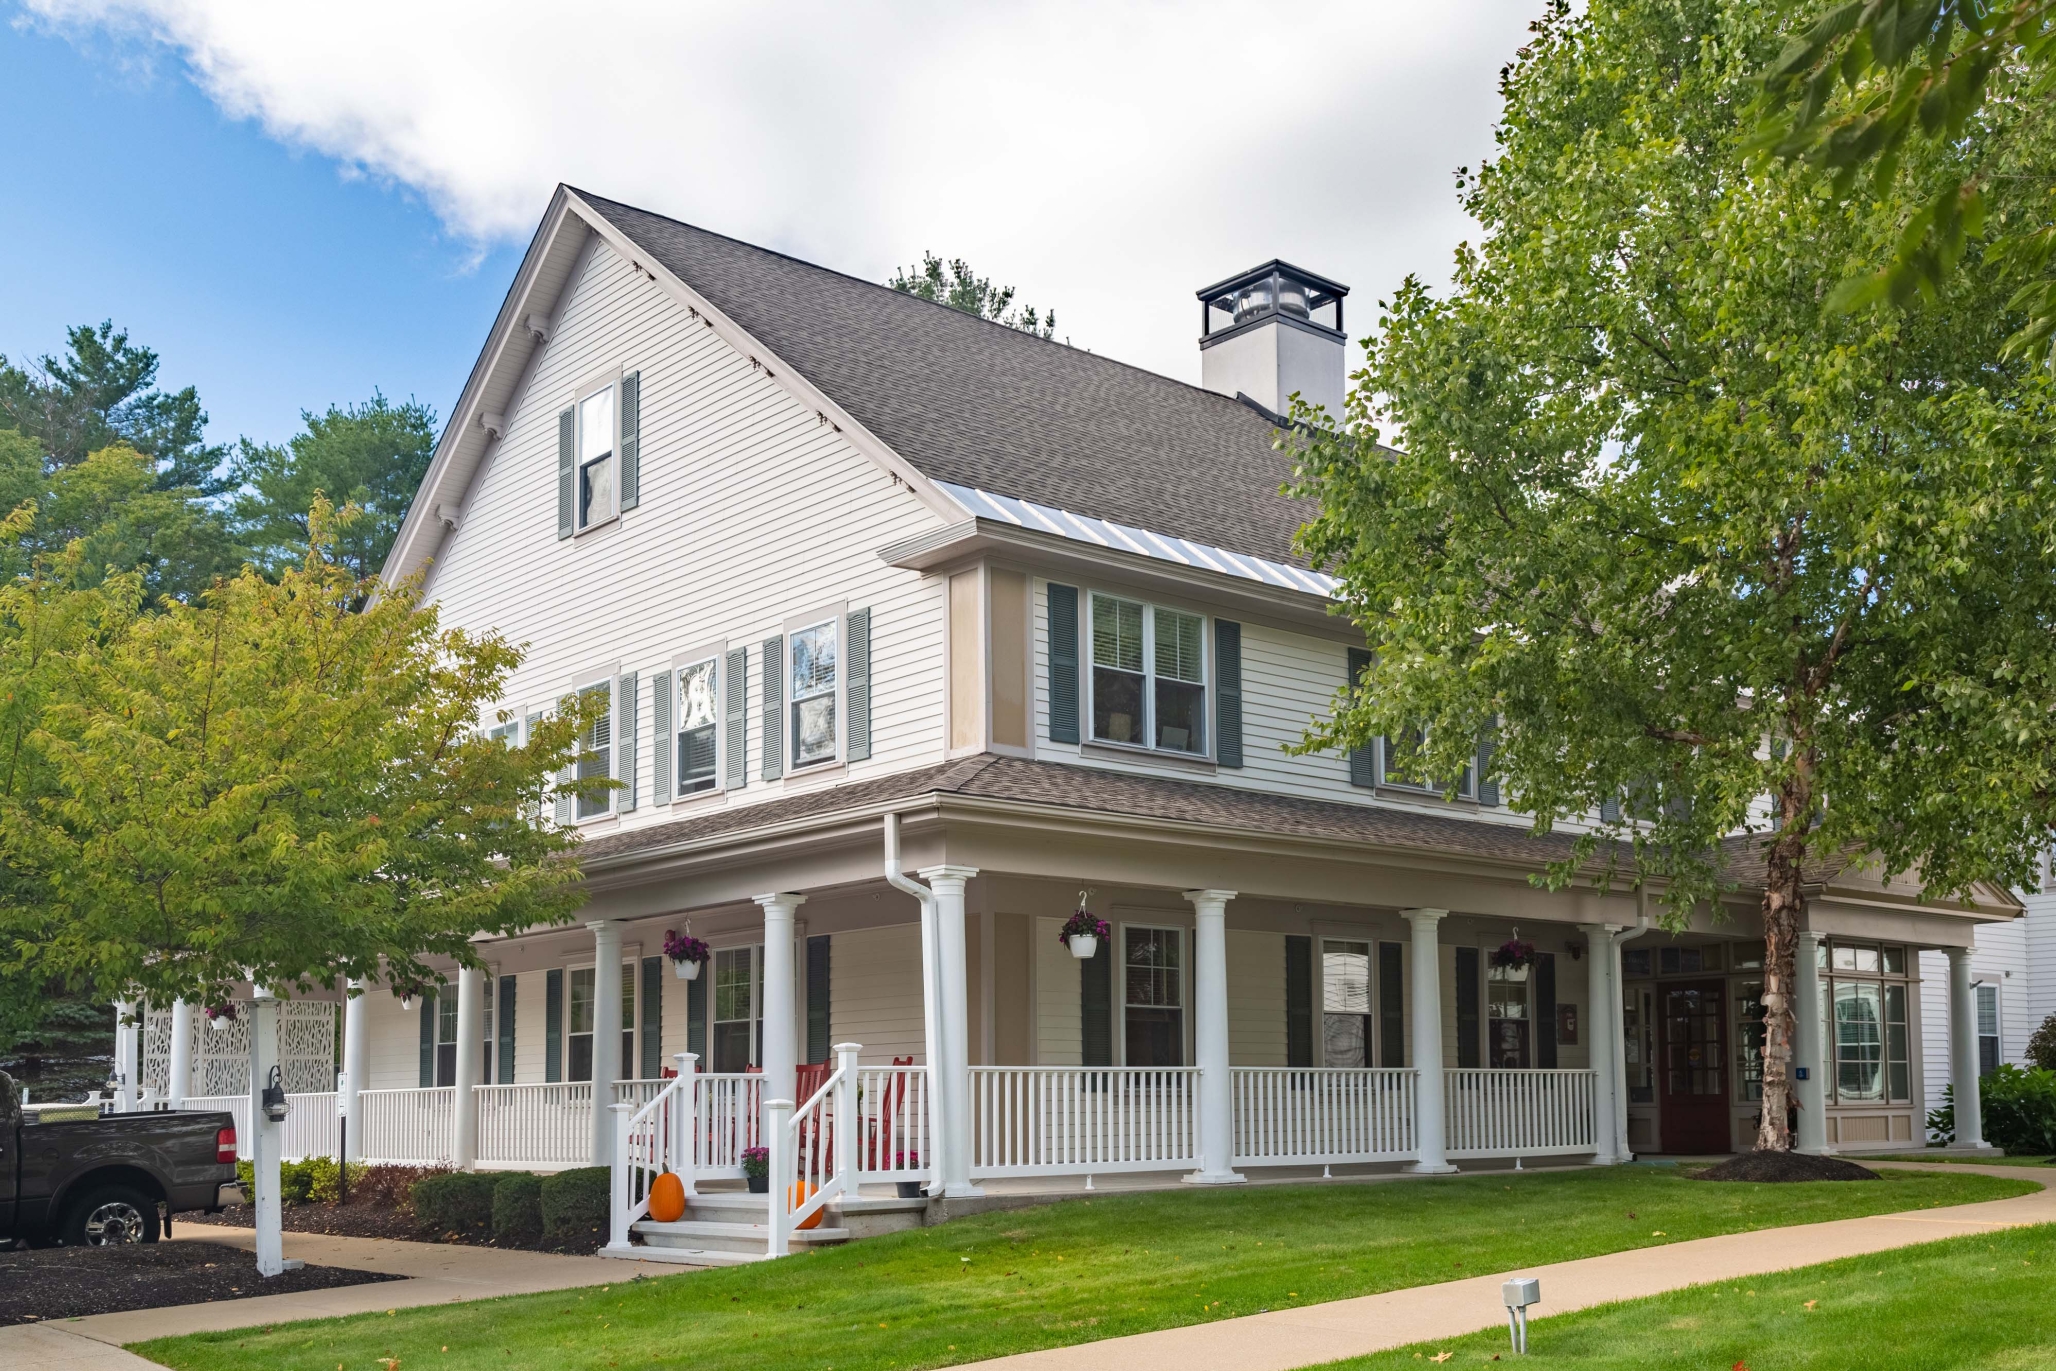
left=605, top=1053, right=698, bottom=1255
left=968, top=1066, right=1200, bottom=1178
left=1230, top=1068, right=1416, bottom=1165
left=1444, top=1068, right=1597, bottom=1158
left=769, top=1043, right=859, bottom=1257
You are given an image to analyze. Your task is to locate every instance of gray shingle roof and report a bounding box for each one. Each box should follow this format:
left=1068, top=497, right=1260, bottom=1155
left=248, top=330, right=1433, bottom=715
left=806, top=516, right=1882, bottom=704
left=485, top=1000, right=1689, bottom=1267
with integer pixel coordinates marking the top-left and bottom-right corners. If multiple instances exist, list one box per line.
left=575, top=190, right=1314, bottom=565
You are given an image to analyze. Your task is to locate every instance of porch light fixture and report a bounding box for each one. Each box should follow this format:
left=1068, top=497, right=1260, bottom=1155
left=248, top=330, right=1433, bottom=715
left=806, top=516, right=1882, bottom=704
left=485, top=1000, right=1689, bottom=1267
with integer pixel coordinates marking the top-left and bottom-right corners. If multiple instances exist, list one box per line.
left=1502, top=1277, right=1540, bottom=1354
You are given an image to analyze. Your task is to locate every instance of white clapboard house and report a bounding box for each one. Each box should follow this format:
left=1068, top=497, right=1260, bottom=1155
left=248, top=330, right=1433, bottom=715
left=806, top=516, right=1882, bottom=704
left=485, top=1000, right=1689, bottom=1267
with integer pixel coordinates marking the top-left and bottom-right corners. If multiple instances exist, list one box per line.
left=122, top=187, right=2025, bottom=1260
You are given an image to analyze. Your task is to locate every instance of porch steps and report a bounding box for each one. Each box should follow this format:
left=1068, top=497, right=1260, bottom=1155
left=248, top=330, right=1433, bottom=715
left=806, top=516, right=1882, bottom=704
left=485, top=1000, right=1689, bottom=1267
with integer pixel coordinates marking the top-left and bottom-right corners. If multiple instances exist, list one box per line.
left=630, top=1218, right=850, bottom=1263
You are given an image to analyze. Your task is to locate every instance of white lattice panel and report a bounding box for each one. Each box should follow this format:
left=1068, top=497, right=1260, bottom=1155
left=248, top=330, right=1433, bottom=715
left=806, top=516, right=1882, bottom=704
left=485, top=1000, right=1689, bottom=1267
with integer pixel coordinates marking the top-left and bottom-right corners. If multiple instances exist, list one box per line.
left=142, top=1007, right=173, bottom=1093
left=187, top=999, right=337, bottom=1098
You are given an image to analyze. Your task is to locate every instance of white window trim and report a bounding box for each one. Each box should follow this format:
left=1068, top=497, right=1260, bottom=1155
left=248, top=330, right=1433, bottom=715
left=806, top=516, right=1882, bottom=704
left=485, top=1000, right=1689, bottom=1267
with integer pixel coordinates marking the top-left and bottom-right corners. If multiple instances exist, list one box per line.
left=783, top=603, right=848, bottom=777
left=572, top=369, right=623, bottom=536
left=1115, top=920, right=1191, bottom=1068
left=670, top=640, right=729, bottom=804
left=1084, top=591, right=1212, bottom=761
left=567, top=668, right=622, bottom=825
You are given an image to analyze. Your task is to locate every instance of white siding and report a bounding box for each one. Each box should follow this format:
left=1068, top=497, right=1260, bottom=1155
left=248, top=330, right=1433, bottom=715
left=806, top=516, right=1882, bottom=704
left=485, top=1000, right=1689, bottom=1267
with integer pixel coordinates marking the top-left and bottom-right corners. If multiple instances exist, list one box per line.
left=1035, top=916, right=1083, bottom=1065
left=425, top=237, right=949, bottom=838
left=829, top=925, right=925, bottom=1065
left=365, top=990, right=422, bottom=1091
left=1227, top=929, right=1286, bottom=1066
left=514, top=969, right=550, bottom=1084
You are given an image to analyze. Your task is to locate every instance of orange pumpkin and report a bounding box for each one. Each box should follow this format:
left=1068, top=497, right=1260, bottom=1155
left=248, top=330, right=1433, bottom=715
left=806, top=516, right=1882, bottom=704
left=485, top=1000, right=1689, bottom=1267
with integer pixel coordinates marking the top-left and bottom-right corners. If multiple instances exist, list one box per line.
left=788, top=1180, right=824, bottom=1230
left=648, top=1171, right=687, bottom=1223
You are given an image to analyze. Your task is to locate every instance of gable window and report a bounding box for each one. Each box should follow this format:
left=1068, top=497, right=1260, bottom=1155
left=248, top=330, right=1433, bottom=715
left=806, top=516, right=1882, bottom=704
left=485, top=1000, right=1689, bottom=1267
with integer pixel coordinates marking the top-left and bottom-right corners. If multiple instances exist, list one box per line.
left=790, top=619, right=838, bottom=769
left=576, top=384, right=616, bottom=531
left=1089, top=594, right=1207, bottom=756
left=675, top=657, right=721, bottom=796
left=575, top=680, right=613, bottom=820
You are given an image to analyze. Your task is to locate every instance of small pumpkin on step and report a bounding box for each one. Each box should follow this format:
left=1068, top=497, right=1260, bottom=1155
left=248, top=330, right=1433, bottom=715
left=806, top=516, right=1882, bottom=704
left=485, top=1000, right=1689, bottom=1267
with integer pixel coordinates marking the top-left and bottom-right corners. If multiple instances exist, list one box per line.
left=648, top=1170, right=687, bottom=1223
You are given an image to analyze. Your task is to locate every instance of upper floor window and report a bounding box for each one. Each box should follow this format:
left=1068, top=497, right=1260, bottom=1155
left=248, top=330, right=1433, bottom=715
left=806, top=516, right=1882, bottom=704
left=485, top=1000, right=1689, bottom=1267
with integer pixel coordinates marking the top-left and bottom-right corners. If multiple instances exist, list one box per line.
left=675, top=657, right=720, bottom=796
left=576, top=384, right=616, bottom=531
left=1379, top=727, right=1475, bottom=798
left=1089, top=593, right=1206, bottom=755
left=791, top=620, right=838, bottom=769
left=575, top=679, right=613, bottom=820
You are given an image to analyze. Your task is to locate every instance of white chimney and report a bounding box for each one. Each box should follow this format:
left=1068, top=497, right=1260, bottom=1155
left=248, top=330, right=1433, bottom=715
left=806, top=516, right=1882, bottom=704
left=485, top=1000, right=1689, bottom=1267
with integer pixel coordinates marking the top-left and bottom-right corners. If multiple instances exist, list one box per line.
left=1197, top=260, right=1349, bottom=420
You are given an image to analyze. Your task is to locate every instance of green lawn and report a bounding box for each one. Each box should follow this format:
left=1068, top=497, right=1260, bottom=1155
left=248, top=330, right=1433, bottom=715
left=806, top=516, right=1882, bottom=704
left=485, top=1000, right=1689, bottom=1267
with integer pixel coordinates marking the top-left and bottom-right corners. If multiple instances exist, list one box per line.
left=1872, top=1151, right=2056, bottom=1167
left=1333, top=1222, right=2056, bottom=1370
left=133, top=1168, right=2031, bottom=1371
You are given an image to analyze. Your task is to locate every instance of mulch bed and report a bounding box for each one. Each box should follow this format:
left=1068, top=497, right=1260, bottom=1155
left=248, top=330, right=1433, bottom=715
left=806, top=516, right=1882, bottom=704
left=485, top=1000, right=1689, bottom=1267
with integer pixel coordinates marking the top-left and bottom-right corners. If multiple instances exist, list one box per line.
left=1694, top=1150, right=1882, bottom=1182
left=181, top=1203, right=603, bottom=1256
left=0, top=1240, right=401, bottom=1324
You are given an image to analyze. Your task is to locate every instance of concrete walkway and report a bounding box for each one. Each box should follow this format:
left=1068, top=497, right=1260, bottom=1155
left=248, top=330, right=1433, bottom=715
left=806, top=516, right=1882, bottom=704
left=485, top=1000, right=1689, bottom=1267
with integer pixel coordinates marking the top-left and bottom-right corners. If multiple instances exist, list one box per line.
left=965, top=1162, right=2056, bottom=1371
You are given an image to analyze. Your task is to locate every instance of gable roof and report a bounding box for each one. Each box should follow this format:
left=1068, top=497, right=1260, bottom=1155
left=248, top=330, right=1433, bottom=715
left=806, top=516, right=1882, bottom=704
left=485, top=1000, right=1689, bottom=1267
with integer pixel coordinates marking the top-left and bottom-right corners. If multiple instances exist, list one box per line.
left=573, top=190, right=1315, bottom=566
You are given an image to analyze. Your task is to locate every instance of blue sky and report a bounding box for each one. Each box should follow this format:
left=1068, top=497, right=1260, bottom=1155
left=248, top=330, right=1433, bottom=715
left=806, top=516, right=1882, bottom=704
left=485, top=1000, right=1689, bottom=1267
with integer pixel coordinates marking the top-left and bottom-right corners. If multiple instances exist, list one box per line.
left=1, top=18, right=518, bottom=447
left=4, top=2, right=1531, bottom=458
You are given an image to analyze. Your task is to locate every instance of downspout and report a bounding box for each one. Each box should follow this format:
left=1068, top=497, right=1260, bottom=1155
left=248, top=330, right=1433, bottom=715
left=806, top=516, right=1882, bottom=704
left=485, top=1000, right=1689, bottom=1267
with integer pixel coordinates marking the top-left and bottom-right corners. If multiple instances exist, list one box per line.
left=883, top=813, right=943, bottom=1195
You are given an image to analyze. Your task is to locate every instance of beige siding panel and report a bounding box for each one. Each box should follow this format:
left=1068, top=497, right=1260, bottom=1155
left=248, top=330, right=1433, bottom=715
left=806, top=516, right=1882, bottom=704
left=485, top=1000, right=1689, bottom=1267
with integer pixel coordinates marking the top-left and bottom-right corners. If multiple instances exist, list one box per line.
left=423, top=239, right=950, bottom=838
left=1228, top=930, right=1286, bottom=1066
left=661, top=958, right=694, bottom=1066
left=514, top=969, right=550, bottom=1084
left=365, top=990, right=422, bottom=1091
left=993, top=914, right=1033, bottom=1065
left=1036, top=916, right=1082, bottom=1066
left=830, top=925, right=926, bottom=1066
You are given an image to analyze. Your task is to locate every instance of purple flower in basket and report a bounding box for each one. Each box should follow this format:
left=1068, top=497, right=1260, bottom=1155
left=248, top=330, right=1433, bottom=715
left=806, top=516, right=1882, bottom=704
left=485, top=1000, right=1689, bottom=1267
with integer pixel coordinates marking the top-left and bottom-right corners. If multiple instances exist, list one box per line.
left=1058, top=910, right=1111, bottom=947
left=203, top=1003, right=237, bottom=1023
left=741, top=1145, right=770, bottom=1179
left=1490, top=937, right=1537, bottom=971
left=664, top=930, right=711, bottom=965
left=893, top=1150, right=920, bottom=1168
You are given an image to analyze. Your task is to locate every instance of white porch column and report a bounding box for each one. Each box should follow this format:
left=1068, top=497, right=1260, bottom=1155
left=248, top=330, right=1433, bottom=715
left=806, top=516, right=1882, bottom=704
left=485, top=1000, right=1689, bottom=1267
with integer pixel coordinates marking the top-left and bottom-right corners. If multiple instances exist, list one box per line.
left=1404, top=909, right=1457, bottom=1174
left=167, top=1000, right=196, bottom=1107
left=1183, top=889, right=1245, bottom=1186
left=1946, top=947, right=1992, bottom=1151
left=111, top=1000, right=139, bottom=1111
left=919, top=865, right=982, bottom=1197
left=452, top=965, right=485, bottom=1170
left=589, top=920, right=624, bottom=1167
left=249, top=985, right=284, bottom=1277
left=1578, top=925, right=1618, bottom=1164
left=342, top=980, right=369, bottom=1163
left=754, top=895, right=805, bottom=1105
left=1793, top=931, right=1830, bottom=1154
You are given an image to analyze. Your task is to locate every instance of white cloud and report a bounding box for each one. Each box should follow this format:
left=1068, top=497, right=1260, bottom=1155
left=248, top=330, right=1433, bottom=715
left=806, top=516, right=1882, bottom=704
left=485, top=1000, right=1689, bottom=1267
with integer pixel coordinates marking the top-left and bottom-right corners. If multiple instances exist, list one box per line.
left=23, top=0, right=1532, bottom=384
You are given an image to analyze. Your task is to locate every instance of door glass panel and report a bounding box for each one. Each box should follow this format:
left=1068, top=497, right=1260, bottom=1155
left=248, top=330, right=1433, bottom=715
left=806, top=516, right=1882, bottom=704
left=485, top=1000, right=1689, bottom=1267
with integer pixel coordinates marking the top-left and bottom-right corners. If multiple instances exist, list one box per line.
left=1663, top=986, right=1723, bottom=1096
left=1321, top=940, right=1370, bottom=1068
left=1834, top=981, right=1884, bottom=1102
left=1487, top=962, right=1530, bottom=1069
left=1885, top=983, right=1910, bottom=1101
left=1124, top=927, right=1183, bottom=1066
left=1736, top=983, right=1766, bottom=1102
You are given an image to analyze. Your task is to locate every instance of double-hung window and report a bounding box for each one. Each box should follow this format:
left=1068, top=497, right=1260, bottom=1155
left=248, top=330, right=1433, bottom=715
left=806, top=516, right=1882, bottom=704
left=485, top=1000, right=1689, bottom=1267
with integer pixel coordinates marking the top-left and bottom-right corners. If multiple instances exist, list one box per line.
left=675, top=657, right=720, bottom=796
left=1321, top=939, right=1372, bottom=1068
left=434, top=993, right=459, bottom=1087
left=567, top=967, right=596, bottom=1082
left=576, top=384, right=616, bottom=531
left=1089, top=594, right=1207, bottom=756
left=1123, top=926, right=1184, bottom=1066
left=713, top=947, right=758, bottom=1072
left=575, top=680, right=613, bottom=821
left=790, top=619, right=838, bottom=769
left=1379, top=727, right=1476, bottom=798
left=1978, top=983, right=2002, bottom=1076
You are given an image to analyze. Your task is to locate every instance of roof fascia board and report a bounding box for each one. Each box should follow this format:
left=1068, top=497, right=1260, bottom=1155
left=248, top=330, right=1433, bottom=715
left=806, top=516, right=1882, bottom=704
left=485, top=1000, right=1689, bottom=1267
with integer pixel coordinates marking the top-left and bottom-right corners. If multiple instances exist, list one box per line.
left=384, top=188, right=589, bottom=587
left=879, top=516, right=1351, bottom=637
left=561, top=189, right=968, bottom=527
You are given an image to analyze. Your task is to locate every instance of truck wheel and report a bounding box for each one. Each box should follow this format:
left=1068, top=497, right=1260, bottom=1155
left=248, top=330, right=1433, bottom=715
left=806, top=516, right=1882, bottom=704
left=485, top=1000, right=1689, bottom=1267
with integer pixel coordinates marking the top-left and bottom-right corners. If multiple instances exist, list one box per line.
left=60, top=1185, right=161, bottom=1246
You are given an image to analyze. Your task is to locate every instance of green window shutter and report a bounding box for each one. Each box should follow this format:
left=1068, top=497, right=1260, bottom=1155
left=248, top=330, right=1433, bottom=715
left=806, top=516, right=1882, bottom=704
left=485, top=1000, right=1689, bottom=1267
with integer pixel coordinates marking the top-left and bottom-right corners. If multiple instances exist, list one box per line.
left=687, top=966, right=707, bottom=1064
left=1535, top=952, right=1558, bottom=1069
left=418, top=990, right=436, bottom=1088
left=1047, top=584, right=1080, bottom=744
left=545, top=969, right=564, bottom=1083
left=1080, top=937, right=1112, bottom=1067
left=618, top=672, right=639, bottom=812
left=557, top=408, right=575, bottom=539
left=1284, top=935, right=1312, bottom=1068
left=1215, top=619, right=1244, bottom=768
left=496, top=976, right=516, bottom=1084
left=1475, top=721, right=1500, bottom=806
left=640, top=956, right=662, bottom=1080
left=1455, top=947, right=1481, bottom=1069
left=650, top=669, right=673, bottom=802
left=724, top=647, right=748, bottom=789
left=760, top=635, right=784, bottom=780
left=1346, top=648, right=1375, bottom=788
left=845, top=608, right=872, bottom=762
left=1377, top=941, right=1405, bottom=1068
left=619, top=370, right=640, bottom=512
left=806, top=935, right=831, bottom=1064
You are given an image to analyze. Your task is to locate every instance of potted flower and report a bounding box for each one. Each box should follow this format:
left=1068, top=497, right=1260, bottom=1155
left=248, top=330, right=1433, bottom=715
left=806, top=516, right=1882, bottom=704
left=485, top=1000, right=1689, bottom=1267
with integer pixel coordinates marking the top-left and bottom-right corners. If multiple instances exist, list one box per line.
left=664, top=929, right=712, bottom=981
left=1490, top=934, right=1537, bottom=972
left=893, top=1152, right=923, bottom=1200
left=741, top=1145, right=770, bottom=1194
left=204, top=1003, right=237, bottom=1033
left=1059, top=907, right=1111, bottom=961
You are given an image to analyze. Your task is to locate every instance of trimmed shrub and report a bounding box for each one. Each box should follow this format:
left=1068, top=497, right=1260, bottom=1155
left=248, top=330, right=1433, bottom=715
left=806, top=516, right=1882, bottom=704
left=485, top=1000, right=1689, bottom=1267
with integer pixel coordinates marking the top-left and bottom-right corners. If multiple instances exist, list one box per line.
left=540, top=1167, right=610, bottom=1250
left=492, top=1172, right=545, bottom=1248
left=354, top=1164, right=448, bottom=1211
left=411, top=1170, right=501, bottom=1237
left=2028, top=1013, right=2056, bottom=1072
left=1927, top=1064, right=2056, bottom=1154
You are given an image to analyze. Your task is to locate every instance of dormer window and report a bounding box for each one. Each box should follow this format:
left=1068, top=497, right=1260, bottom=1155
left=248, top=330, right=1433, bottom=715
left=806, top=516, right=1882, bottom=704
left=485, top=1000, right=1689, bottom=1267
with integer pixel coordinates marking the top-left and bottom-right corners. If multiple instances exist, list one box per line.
left=576, top=385, right=616, bottom=531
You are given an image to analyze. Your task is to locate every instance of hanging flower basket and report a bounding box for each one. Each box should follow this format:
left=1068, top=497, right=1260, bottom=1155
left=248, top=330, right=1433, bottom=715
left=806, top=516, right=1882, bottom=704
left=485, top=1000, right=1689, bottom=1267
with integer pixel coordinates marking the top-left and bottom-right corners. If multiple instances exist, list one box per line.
left=203, top=1003, right=237, bottom=1033
left=1059, top=909, right=1111, bottom=960
left=1491, top=937, right=1537, bottom=972
left=665, top=930, right=711, bottom=980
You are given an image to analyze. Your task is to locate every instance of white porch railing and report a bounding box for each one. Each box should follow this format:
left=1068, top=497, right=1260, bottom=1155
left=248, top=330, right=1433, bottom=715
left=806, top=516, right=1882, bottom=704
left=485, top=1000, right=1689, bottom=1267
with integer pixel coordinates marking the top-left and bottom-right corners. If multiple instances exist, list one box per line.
left=477, top=1083, right=592, bottom=1168
left=1231, top=1068, right=1416, bottom=1165
left=968, top=1066, right=1200, bottom=1178
left=856, top=1065, right=932, bottom=1185
left=358, top=1086, right=456, bottom=1165
left=284, top=1091, right=339, bottom=1161
left=769, top=1045, right=858, bottom=1256
left=605, top=1059, right=696, bottom=1256
left=1444, top=1068, right=1597, bottom=1158
left=686, top=1072, right=763, bottom=1179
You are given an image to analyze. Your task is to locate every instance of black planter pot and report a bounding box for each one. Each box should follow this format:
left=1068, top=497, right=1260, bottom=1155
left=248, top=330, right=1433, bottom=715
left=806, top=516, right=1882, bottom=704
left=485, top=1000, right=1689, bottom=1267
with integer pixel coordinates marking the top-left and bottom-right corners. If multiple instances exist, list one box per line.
left=747, top=1175, right=769, bottom=1194
left=896, top=1181, right=924, bottom=1199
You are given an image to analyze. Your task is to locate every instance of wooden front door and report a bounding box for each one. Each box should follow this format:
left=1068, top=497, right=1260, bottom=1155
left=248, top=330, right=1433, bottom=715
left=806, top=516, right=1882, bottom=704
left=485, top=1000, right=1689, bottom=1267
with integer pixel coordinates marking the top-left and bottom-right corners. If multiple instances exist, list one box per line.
left=1659, top=980, right=1729, bottom=1153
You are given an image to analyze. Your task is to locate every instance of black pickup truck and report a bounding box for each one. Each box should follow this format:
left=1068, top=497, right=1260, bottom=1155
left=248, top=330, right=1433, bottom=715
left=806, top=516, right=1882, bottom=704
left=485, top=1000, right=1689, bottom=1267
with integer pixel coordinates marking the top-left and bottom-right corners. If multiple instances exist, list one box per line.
left=0, top=1071, right=240, bottom=1246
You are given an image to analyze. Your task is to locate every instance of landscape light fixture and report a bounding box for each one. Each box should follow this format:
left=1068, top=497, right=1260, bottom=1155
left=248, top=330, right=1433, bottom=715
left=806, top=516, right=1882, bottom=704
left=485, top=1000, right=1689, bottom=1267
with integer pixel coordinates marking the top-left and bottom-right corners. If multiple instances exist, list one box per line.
left=261, top=1065, right=290, bottom=1123
left=1502, top=1277, right=1540, bottom=1354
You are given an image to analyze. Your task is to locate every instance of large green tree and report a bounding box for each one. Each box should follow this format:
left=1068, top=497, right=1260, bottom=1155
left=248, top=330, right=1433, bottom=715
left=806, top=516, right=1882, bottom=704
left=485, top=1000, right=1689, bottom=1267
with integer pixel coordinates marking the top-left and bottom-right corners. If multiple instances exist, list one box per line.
left=229, top=392, right=438, bottom=580
left=0, top=322, right=227, bottom=492
left=1289, top=0, right=2056, bottom=1151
